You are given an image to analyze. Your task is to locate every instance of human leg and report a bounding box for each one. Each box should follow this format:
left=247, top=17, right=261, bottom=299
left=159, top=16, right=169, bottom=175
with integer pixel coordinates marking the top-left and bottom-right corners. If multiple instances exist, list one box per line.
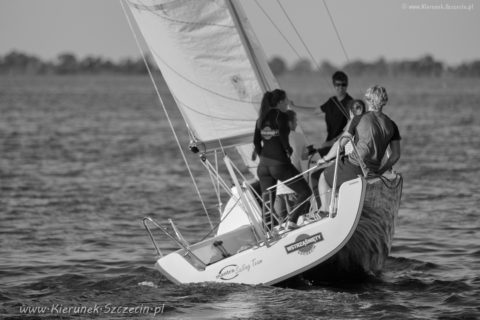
left=323, top=156, right=363, bottom=187
left=273, top=194, right=288, bottom=221
left=318, top=172, right=331, bottom=212
left=309, top=169, right=323, bottom=209
left=257, top=165, right=277, bottom=211
left=320, top=156, right=363, bottom=213
left=257, top=165, right=281, bottom=228
left=287, top=177, right=312, bottom=223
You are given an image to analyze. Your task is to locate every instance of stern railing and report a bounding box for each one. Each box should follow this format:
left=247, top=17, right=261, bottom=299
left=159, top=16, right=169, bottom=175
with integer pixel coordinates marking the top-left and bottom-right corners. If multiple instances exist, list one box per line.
left=329, top=136, right=368, bottom=216
left=142, top=217, right=206, bottom=270
left=261, top=136, right=369, bottom=224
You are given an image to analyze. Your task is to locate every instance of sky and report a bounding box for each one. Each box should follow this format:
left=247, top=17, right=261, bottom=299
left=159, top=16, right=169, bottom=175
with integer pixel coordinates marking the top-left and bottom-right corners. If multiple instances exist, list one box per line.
left=0, top=0, right=479, bottom=67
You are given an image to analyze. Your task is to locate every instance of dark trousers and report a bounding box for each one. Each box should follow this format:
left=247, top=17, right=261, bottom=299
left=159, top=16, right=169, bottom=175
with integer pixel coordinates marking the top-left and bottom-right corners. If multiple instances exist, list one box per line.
left=257, top=163, right=312, bottom=223
left=324, top=156, right=363, bottom=188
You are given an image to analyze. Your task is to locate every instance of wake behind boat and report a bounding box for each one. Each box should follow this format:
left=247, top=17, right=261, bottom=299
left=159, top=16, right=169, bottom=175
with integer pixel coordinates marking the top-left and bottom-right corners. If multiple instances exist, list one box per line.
left=123, top=0, right=403, bottom=285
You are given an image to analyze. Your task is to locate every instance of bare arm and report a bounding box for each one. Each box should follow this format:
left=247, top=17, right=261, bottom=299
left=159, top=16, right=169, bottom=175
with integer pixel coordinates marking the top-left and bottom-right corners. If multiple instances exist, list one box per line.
left=378, top=140, right=401, bottom=174
left=317, top=131, right=352, bottom=164
left=300, top=144, right=309, bottom=160
left=290, top=101, right=322, bottom=115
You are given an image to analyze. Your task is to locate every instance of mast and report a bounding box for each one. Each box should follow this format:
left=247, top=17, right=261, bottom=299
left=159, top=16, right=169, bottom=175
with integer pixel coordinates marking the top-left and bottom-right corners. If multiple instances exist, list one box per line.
left=226, top=0, right=282, bottom=177
left=226, top=0, right=271, bottom=93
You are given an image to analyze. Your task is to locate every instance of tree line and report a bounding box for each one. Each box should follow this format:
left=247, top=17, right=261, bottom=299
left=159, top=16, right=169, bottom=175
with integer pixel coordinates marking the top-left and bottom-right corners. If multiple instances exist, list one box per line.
left=269, top=55, right=480, bottom=77
left=1, top=50, right=479, bottom=77
left=0, top=51, right=152, bottom=75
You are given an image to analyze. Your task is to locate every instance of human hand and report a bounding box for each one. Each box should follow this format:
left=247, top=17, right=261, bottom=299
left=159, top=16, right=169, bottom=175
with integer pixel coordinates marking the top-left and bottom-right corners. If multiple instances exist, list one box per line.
left=316, top=157, right=327, bottom=166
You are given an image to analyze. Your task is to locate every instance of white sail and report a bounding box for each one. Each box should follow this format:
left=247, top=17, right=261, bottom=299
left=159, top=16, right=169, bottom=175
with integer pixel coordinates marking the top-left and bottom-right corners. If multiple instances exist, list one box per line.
left=127, top=0, right=278, bottom=152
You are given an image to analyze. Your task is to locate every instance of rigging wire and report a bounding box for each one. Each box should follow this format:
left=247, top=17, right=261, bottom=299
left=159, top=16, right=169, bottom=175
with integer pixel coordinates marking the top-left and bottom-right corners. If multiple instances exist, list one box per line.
left=321, top=0, right=363, bottom=99
left=275, top=0, right=321, bottom=71
left=120, top=0, right=213, bottom=228
left=322, top=0, right=350, bottom=64
left=265, top=0, right=350, bottom=120
left=214, top=151, right=223, bottom=216
left=199, top=195, right=242, bottom=241
left=253, top=0, right=303, bottom=60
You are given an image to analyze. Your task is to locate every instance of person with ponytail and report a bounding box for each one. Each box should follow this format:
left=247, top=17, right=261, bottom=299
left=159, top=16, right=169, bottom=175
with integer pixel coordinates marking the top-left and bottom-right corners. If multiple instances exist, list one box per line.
left=253, top=89, right=312, bottom=230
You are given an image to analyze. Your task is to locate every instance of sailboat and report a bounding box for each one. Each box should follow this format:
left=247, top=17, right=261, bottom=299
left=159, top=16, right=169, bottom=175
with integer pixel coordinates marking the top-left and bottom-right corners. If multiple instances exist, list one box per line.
left=123, top=0, right=403, bottom=285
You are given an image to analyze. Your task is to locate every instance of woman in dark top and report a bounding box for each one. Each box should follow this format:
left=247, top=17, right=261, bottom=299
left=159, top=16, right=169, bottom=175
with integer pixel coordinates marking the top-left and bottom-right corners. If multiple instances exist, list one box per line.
left=254, top=89, right=312, bottom=230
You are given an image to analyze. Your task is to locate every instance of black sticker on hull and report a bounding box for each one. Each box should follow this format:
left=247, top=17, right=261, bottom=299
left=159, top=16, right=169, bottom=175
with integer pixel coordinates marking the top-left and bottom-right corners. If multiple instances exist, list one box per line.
left=285, top=233, right=324, bottom=255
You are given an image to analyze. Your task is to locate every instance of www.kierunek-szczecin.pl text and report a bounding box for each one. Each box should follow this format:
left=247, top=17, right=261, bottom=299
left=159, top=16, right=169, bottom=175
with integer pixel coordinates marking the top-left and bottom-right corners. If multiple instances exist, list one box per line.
left=19, top=303, right=165, bottom=316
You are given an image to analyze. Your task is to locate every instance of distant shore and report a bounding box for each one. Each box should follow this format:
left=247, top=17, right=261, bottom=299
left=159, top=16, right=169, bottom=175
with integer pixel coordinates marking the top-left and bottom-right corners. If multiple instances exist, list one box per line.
left=1, top=50, right=479, bottom=78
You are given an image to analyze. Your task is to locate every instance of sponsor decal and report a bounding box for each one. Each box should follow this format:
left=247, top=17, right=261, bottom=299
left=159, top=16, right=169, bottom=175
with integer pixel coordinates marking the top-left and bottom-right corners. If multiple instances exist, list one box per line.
left=217, top=265, right=239, bottom=280
left=284, top=233, right=323, bottom=255
left=260, top=126, right=279, bottom=140
left=216, top=258, right=263, bottom=281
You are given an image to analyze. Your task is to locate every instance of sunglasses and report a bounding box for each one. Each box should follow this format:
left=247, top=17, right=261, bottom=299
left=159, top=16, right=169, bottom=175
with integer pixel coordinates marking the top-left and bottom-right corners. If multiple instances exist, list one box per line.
left=334, top=82, right=348, bottom=87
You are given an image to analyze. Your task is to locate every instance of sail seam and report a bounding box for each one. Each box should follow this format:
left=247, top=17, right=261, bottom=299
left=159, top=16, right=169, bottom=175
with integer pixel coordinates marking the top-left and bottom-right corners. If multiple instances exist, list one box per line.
left=172, top=93, right=256, bottom=122
left=149, top=47, right=261, bottom=105
left=130, top=0, right=236, bottom=29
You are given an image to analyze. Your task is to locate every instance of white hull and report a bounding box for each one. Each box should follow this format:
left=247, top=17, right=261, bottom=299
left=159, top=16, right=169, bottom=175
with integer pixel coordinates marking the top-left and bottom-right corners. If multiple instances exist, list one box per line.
left=126, top=0, right=403, bottom=286
left=154, top=177, right=366, bottom=285
left=304, top=173, right=403, bottom=281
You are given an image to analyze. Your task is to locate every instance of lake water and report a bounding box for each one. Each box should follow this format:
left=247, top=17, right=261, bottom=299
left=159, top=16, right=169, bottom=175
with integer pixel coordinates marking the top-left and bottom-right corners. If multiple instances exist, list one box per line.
left=1, top=75, right=479, bottom=319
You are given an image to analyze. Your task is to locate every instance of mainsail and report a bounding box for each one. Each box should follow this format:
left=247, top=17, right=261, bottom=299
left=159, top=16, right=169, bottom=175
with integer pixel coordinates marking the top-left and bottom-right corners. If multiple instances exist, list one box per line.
left=127, top=0, right=279, bottom=154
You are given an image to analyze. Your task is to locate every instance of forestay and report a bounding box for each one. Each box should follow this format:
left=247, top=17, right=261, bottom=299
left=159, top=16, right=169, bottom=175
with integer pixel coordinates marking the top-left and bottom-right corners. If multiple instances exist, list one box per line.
left=127, top=0, right=278, bottom=154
